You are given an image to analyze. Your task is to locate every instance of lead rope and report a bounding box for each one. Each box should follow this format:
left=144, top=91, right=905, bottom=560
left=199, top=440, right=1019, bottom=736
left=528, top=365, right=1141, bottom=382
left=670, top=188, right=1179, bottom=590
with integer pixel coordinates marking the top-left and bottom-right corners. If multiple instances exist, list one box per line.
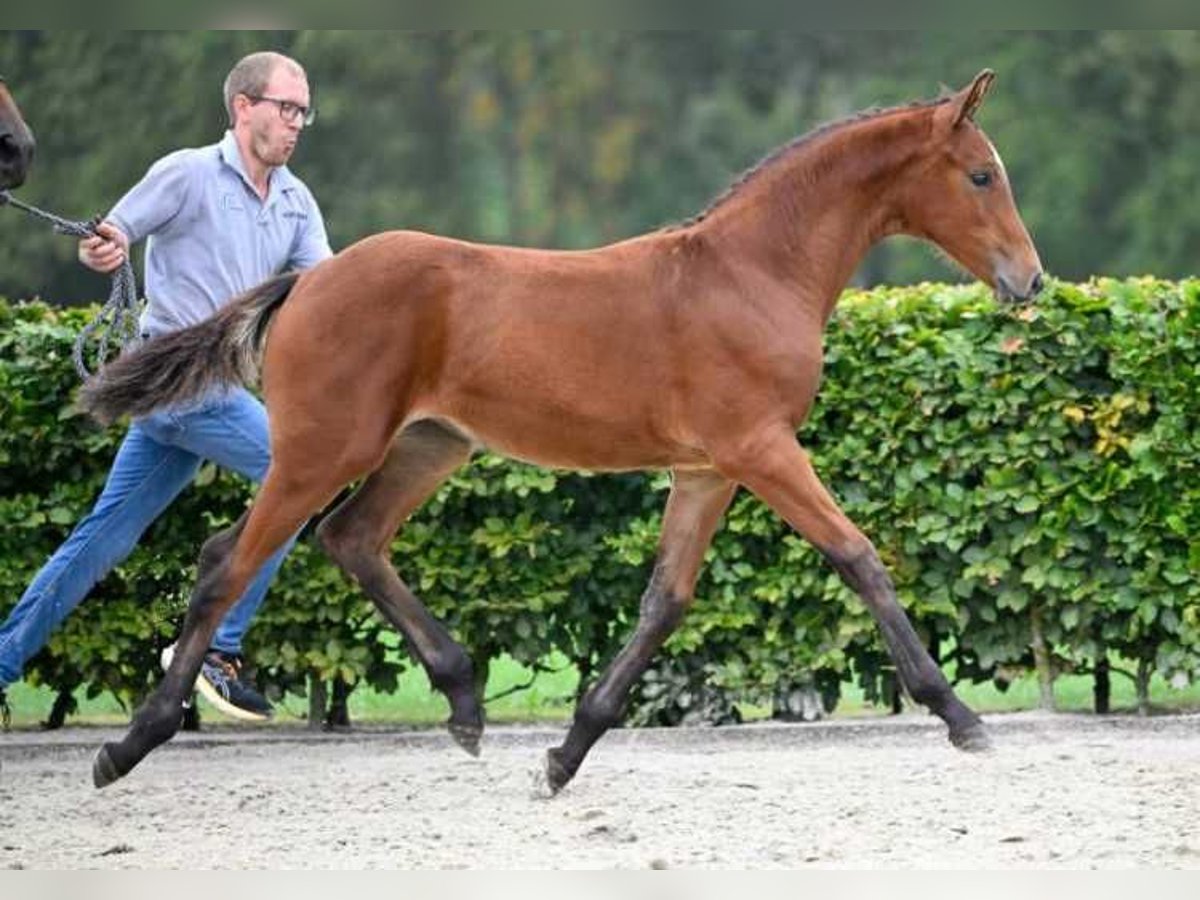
left=0, top=190, right=142, bottom=379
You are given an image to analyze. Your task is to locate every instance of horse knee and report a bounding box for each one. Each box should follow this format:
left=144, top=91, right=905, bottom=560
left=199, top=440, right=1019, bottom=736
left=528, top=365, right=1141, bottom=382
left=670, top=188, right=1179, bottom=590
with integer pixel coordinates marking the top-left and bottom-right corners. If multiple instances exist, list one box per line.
left=825, top=541, right=892, bottom=598
left=639, top=583, right=690, bottom=642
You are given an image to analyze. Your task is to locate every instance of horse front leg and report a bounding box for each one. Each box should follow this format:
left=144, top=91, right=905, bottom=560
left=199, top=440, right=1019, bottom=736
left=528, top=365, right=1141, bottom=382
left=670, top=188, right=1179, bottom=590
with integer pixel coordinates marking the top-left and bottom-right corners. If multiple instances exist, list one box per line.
left=543, top=468, right=736, bottom=794
left=720, top=427, right=989, bottom=751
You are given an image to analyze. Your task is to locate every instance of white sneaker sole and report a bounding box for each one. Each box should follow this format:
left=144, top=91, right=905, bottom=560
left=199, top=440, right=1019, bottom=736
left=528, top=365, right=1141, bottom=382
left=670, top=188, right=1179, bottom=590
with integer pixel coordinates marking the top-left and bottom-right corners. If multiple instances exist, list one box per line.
left=160, top=643, right=271, bottom=723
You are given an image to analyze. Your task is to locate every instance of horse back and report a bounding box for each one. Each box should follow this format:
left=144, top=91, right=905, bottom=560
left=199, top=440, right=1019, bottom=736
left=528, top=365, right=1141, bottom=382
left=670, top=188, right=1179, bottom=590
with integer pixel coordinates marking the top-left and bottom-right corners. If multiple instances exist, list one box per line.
left=264, top=229, right=822, bottom=472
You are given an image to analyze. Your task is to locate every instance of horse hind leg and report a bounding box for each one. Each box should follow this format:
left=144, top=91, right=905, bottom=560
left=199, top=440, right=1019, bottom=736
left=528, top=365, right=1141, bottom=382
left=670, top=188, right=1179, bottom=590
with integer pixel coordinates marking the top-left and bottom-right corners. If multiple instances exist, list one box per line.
left=543, top=468, right=736, bottom=794
left=315, top=419, right=483, bottom=755
left=93, top=467, right=345, bottom=788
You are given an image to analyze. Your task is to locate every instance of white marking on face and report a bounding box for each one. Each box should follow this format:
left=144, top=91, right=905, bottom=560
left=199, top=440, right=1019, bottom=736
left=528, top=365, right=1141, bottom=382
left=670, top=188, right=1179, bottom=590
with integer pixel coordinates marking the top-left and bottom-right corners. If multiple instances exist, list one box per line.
left=986, top=137, right=1008, bottom=178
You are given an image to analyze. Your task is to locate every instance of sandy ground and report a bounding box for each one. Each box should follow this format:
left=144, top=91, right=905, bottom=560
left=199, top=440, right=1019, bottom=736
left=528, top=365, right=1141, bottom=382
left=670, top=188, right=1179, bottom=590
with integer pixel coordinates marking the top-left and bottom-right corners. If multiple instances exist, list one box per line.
left=0, top=711, right=1197, bottom=869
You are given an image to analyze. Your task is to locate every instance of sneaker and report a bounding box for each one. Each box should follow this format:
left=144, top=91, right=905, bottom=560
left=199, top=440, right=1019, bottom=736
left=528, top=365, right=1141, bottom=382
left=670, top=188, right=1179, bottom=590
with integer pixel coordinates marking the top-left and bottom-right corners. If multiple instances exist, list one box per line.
left=161, top=643, right=273, bottom=722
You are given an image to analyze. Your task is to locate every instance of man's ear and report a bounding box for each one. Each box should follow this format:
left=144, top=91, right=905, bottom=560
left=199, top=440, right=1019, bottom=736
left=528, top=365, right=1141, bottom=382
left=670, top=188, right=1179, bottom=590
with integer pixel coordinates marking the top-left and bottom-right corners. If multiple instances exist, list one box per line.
left=231, top=93, right=252, bottom=125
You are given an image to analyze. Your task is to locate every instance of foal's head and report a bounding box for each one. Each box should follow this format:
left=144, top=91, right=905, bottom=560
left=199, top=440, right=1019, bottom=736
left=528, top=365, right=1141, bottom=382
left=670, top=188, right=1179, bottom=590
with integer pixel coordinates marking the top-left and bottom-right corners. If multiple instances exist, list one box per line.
left=0, top=78, right=35, bottom=191
left=898, top=70, right=1043, bottom=303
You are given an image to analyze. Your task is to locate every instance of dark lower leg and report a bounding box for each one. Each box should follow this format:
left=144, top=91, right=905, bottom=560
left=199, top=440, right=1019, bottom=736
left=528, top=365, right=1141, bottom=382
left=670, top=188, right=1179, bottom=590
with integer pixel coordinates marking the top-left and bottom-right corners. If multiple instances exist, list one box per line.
left=547, top=575, right=685, bottom=790
left=730, top=436, right=987, bottom=752
left=95, top=526, right=246, bottom=785
left=545, top=469, right=735, bottom=792
left=95, top=474, right=332, bottom=787
left=828, top=544, right=985, bottom=745
left=348, top=556, right=482, bottom=751
left=316, top=421, right=480, bottom=751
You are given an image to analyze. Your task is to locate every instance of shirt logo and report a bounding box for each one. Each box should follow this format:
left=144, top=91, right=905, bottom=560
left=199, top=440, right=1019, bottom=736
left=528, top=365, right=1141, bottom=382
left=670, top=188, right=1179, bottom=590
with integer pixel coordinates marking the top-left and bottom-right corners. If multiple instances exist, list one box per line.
left=281, top=209, right=308, bottom=221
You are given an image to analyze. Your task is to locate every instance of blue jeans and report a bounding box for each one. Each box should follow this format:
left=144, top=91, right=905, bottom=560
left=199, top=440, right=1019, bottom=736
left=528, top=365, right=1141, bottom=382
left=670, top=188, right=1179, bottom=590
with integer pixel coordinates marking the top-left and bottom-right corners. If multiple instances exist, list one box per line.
left=0, top=387, right=294, bottom=687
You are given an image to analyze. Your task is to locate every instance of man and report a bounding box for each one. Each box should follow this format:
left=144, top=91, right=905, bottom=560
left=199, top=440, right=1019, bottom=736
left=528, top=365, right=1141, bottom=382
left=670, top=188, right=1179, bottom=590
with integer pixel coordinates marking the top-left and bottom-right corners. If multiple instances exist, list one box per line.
left=0, top=51, right=331, bottom=727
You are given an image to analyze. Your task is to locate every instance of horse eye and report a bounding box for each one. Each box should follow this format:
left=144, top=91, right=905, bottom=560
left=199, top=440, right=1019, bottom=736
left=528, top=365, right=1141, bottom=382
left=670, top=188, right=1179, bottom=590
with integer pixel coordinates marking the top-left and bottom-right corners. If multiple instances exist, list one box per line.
left=970, top=171, right=993, bottom=188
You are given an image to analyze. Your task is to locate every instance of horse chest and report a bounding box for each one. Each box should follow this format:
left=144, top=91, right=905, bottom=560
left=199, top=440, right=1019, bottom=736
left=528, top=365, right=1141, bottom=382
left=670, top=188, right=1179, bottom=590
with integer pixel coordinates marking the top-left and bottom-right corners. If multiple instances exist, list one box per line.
left=778, top=353, right=825, bottom=425
left=741, top=329, right=825, bottom=422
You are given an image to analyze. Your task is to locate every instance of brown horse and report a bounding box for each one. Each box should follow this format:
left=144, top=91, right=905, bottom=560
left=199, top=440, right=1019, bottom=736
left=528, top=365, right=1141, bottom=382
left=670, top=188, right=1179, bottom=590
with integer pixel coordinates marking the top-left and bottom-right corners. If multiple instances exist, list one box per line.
left=85, top=70, right=1042, bottom=791
left=0, top=76, right=35, bottom=190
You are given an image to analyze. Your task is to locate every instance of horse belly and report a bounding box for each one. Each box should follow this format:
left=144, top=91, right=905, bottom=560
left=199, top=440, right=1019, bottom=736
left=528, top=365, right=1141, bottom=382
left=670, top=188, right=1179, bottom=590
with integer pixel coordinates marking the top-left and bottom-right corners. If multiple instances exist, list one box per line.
left=417, top=397, right=709, bottom=473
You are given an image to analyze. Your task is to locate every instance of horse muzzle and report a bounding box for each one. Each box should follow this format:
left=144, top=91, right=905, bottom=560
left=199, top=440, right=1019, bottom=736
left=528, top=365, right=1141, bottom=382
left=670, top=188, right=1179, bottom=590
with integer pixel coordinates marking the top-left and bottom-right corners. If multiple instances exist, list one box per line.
left=0, top=130, right=34, bottom=190
left=995, top=269, right=1044, bottom=305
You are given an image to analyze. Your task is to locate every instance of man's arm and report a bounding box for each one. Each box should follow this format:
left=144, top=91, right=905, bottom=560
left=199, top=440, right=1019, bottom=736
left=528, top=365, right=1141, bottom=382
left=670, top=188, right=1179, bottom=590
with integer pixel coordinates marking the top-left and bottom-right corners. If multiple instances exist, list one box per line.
left=287, top=185, right=333, bottom=270
left=79, top=149, right=195, bottom=274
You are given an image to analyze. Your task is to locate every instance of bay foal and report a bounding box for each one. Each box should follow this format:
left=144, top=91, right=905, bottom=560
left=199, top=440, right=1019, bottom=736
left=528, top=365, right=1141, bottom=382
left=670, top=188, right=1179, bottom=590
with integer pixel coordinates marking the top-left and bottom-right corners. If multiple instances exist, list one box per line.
left=84, top=70, right=1042, bottom=791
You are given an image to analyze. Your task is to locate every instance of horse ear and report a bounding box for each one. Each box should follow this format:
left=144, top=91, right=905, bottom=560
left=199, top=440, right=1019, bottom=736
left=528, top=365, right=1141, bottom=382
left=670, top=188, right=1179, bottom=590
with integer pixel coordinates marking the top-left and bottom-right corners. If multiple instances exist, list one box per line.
left=949, top=69, right=995, bottom=128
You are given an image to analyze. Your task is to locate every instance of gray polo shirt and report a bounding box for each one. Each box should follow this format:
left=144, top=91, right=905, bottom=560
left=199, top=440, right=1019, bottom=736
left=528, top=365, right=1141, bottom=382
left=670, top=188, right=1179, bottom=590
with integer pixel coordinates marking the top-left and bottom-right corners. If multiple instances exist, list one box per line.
left=108, top=130, right=332, bottom=338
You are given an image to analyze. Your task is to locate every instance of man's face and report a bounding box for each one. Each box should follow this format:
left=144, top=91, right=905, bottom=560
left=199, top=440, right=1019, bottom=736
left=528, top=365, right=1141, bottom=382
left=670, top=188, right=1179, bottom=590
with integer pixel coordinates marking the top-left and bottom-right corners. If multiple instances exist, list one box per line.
left=241, top=66, right=311, bottom=168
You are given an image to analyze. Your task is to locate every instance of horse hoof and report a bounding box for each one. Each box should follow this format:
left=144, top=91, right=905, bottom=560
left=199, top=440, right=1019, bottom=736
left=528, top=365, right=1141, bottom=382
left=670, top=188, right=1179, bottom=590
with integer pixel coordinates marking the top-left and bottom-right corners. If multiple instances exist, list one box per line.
left=950, top=723, right=993, bottom=754
left=540, top=748, right=572, bottom=796
left=531, top=751, right=571, bottom=799
left=448, top=722, right=482, bottom=758
left=92, top=743, right=124, bottom=789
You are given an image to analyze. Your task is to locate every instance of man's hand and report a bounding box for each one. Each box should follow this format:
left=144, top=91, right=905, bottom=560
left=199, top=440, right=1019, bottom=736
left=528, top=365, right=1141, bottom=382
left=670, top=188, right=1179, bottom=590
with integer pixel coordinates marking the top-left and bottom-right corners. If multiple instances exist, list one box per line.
left=78, top=221, right=129, bottom=274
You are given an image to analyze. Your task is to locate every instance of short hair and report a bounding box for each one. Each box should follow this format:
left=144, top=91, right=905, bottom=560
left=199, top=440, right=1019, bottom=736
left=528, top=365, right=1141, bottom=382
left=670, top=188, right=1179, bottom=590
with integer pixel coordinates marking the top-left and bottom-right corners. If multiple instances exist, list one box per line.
left=222, top=51, right=306, bottom=125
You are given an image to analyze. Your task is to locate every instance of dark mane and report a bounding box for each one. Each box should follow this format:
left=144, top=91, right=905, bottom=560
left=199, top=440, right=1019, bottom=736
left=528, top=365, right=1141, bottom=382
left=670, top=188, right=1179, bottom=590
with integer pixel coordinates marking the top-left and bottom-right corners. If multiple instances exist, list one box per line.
left=674, top=95, right=953, bottom=229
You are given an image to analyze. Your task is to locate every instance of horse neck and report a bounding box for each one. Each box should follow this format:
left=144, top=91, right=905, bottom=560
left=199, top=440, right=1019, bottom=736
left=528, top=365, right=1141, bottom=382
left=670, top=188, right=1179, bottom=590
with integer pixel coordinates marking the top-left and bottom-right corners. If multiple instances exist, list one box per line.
left=697, top=110, right=930, bottom=322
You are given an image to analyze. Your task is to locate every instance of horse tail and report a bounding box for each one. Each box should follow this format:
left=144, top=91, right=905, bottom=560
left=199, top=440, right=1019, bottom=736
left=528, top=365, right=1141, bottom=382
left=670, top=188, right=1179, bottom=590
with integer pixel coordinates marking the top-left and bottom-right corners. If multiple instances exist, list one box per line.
left=79, top=270, right=301, bottom=425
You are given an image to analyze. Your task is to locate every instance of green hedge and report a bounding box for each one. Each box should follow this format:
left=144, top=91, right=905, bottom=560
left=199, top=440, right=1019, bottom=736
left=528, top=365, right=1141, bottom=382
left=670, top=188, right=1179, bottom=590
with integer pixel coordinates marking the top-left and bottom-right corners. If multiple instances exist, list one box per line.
left=2, top=279, right=1198, bottom=723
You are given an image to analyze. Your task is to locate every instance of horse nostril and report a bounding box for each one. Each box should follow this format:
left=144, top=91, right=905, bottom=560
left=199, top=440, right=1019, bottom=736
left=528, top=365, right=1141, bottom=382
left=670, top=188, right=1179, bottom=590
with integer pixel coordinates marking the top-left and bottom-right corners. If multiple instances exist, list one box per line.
left=1029, top=272, right=1045, bottom=297
left=0, top=133, right=24, bottom=166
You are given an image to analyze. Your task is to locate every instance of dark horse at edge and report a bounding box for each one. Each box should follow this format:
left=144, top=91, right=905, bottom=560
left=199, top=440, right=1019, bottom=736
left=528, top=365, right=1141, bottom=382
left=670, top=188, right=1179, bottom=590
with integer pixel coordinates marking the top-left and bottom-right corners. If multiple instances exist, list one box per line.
left=83, top=70, right=1043, bottom=793
left=0, top=76, right=35, bottom=190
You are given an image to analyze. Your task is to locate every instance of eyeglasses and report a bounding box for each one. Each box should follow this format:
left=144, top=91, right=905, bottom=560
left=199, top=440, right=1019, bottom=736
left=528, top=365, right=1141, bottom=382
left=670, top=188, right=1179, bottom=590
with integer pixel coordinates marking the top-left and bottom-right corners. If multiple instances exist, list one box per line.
left=245, top=95, right=316, bottom=127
